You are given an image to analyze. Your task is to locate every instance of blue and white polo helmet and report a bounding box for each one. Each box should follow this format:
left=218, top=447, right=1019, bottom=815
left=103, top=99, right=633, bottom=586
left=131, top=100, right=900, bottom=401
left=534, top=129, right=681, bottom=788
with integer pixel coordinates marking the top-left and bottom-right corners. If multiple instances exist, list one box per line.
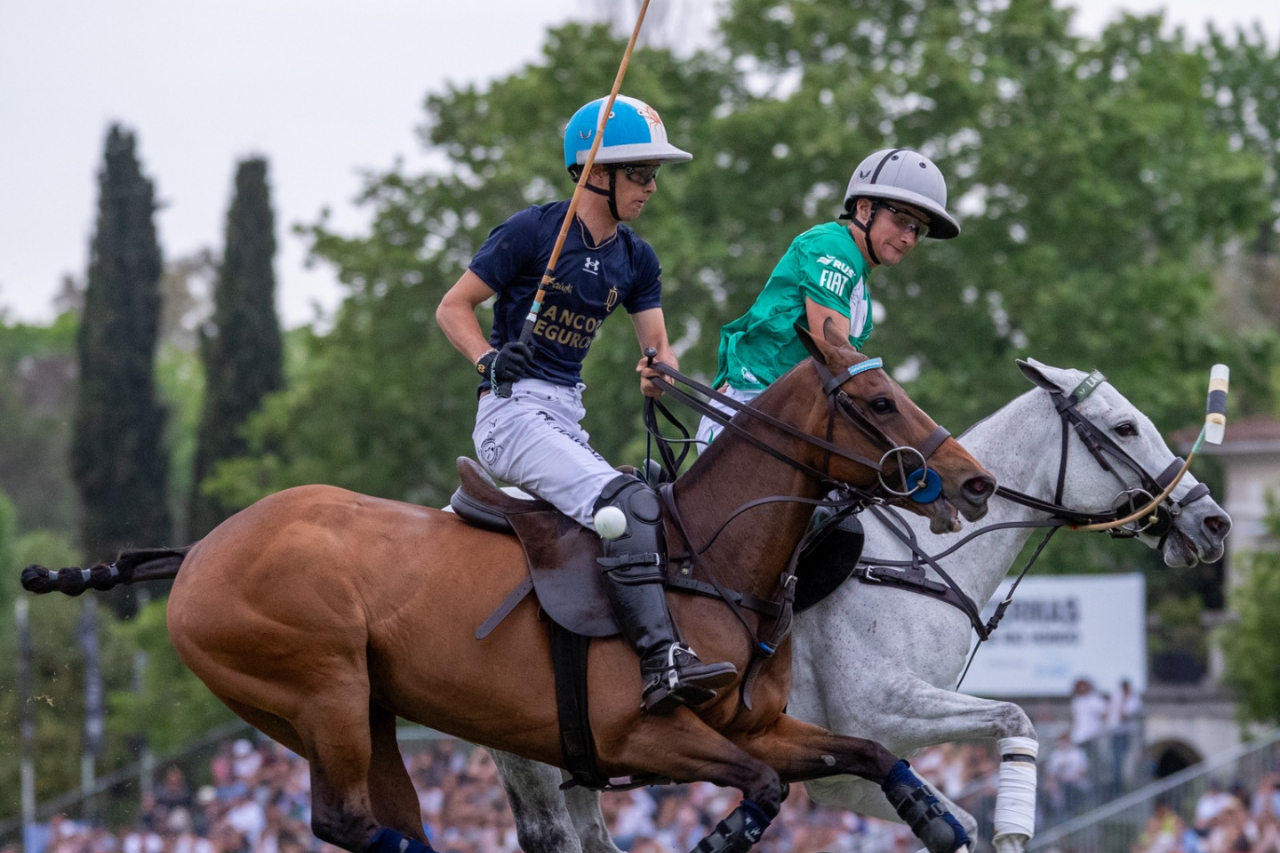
left=563, top=95, right=692, bottom=177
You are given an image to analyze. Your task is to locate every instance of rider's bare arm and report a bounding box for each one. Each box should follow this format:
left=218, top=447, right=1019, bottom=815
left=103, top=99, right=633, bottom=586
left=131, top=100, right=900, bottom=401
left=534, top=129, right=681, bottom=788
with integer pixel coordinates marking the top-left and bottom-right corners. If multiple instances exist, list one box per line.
left=436, top=270, right=500, bottom=363
left=631, top=307, right=678, bottom=398
left=805, top=297, right=851, bottom=345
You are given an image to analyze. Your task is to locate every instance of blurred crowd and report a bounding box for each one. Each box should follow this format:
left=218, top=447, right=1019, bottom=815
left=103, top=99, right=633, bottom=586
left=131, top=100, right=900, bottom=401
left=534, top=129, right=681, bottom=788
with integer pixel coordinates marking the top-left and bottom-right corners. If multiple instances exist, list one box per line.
left=1041, top=676, right=1146, bottom=824
left=1131, top=776, right=1280, bottom=853
left=5, top=735, right=1005, bottom=853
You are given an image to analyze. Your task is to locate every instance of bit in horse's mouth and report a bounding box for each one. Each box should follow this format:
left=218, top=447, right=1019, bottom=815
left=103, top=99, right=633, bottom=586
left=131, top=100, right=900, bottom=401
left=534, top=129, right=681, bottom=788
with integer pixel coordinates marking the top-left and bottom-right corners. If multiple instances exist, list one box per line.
left=927, top=496, right=962, bottom=535
left=1163, top=528, right=1201, bottom=568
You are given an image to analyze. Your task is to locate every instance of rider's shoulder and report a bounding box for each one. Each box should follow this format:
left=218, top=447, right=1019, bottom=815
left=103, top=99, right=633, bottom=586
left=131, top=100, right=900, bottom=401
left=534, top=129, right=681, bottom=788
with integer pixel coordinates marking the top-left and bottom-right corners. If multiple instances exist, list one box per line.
left=793, top=222, right=863, bottom=263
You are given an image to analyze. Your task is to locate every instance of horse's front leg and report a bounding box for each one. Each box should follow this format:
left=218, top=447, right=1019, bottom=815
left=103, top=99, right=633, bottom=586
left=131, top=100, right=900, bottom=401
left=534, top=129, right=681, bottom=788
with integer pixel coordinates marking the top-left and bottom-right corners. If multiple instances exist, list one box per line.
left=488, top=750, right=584, bottom=853
left=810, top=674, right=1038, bottom=853
left=737, top=714, right=971, bottom=853
left=488, top=750, right=620, bottom=853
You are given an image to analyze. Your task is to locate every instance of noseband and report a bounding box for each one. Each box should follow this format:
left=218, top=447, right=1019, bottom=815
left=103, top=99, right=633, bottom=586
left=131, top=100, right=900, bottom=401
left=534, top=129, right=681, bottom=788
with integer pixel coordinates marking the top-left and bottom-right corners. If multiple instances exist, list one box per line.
left=995, top=369, right=1210, bottom=543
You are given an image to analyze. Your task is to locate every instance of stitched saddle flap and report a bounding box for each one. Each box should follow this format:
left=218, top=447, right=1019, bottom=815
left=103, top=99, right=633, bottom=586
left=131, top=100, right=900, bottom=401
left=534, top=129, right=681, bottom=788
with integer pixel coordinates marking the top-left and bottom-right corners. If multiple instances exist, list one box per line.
left=452, top=458, right=619, bottom=638
left=509, top=510, right=619, bottom=638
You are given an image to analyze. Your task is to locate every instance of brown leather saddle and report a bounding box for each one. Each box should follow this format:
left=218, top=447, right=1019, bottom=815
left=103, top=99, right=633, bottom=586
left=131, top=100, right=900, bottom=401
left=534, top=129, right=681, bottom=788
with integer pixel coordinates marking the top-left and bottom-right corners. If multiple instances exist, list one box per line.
left=450, top=457, right=622, bottom=638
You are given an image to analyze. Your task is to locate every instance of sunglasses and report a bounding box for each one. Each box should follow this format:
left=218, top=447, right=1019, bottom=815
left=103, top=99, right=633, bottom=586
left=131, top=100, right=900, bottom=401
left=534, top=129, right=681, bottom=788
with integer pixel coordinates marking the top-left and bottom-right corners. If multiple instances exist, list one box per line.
left=615, top=163, right=661, bottom=186
left=879, top=202, right=930, bottom=238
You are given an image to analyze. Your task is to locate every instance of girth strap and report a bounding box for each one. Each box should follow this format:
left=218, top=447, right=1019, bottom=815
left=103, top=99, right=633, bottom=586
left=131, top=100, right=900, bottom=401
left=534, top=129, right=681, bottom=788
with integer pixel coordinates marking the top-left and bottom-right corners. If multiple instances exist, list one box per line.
left=550, top=621, right=603, bottom=788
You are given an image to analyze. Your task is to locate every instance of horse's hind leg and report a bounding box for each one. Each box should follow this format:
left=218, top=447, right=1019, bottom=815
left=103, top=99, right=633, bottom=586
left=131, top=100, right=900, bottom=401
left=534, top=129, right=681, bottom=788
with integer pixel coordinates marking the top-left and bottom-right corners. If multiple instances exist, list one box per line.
left=288, top=694, right=433, bottom=853
left=367, top=703, right=425, bottom=838
left=220, top=696, right=420, bottom=837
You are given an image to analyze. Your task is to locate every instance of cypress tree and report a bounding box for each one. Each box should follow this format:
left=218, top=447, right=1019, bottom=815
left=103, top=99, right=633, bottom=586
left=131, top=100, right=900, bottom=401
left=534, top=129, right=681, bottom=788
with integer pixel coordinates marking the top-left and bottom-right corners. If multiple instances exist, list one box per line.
left=189, top=157, right=283, bottom=538
left=72, top=124, right=172, bottom=614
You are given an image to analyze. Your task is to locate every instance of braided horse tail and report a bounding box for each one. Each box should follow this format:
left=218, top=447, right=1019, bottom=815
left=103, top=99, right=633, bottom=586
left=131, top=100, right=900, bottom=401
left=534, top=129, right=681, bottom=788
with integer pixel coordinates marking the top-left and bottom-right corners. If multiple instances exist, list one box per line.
left=21, top=546, right=192, bottom=596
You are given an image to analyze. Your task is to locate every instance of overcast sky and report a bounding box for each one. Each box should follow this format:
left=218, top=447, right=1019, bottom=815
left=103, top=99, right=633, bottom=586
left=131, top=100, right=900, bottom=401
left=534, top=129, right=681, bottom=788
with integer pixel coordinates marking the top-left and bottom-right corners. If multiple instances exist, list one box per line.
left=1, top=0, right=1275, bottom=328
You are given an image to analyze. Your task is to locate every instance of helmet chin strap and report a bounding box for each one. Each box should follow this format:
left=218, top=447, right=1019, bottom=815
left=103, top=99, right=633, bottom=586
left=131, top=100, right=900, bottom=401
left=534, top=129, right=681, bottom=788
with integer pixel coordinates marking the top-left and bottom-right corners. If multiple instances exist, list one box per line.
left=583, top=168, right=622, bottom=222
left=847, top=201, right=882, bottom=266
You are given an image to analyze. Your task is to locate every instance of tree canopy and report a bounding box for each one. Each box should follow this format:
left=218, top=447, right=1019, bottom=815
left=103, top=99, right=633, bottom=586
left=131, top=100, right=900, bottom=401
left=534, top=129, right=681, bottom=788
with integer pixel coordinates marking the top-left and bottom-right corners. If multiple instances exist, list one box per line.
left=212, top=3, right=1277, bottom=534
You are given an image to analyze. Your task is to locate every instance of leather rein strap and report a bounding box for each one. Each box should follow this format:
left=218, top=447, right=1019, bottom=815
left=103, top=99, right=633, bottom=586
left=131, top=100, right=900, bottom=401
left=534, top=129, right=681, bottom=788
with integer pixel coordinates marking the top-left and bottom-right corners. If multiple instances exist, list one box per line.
left=854, top=375, right=1213, bottom=681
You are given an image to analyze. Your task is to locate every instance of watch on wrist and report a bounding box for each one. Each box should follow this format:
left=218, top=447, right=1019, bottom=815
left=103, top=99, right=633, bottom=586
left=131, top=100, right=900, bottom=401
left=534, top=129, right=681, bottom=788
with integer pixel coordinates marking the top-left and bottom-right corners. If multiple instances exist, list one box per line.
left=475, top=349, right=498, bottom=378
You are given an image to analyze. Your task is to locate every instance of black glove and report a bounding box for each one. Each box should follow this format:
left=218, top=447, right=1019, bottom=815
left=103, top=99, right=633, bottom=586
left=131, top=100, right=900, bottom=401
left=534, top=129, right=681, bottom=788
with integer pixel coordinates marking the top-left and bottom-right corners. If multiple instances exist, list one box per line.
left=489, top=341, right=532, bottom=384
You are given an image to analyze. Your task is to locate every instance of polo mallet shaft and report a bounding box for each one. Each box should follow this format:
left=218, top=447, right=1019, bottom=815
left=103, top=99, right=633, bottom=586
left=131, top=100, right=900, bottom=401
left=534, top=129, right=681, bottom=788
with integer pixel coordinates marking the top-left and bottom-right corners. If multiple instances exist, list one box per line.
left=1077, top=364, right=1228, bottom=532
left=494, top=0, right=652, bottom=399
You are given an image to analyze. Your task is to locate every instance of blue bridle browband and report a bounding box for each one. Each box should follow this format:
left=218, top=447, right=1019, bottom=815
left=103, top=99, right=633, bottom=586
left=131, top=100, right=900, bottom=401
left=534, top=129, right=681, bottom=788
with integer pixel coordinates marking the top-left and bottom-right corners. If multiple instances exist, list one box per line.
left=845, top=357, right=884, bottom=379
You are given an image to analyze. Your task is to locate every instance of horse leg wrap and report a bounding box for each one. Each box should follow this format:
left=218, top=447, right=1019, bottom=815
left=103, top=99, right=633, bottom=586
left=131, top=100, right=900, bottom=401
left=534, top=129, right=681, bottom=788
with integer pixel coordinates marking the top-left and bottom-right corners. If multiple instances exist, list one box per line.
left=692, top=799, right=772, bottom=853
left=994, top=736, right=1038, bottom=842
left=366, top=828, right=434, bottom=853
left=882, top=760, right=971, bottom=853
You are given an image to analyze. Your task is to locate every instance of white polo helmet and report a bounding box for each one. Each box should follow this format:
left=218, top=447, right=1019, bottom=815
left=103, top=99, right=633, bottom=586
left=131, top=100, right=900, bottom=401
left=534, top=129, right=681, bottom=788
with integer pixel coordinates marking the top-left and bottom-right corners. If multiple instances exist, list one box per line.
left=843, top=148, right=960, bottom=239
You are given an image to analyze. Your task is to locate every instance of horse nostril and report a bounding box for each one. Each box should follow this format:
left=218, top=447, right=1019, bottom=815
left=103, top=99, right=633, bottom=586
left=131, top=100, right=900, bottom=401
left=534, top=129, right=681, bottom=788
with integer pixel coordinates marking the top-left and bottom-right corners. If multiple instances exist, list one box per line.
left=964, top=475, right=996, bottom=499
left=1204, top=514, right=1231, bottom=539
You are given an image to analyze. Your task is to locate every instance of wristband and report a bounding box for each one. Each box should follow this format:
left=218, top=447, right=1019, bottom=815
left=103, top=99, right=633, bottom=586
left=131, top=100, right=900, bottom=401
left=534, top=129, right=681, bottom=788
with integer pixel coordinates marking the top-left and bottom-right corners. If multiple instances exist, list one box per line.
left=475, top=350, right=498, bottom=378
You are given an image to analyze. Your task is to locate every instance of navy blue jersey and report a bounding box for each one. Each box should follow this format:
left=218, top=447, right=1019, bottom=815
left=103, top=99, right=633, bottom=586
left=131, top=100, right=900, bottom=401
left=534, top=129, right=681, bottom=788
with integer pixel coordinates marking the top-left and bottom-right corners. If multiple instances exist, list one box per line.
left=468, top=201, right=663, bottom=389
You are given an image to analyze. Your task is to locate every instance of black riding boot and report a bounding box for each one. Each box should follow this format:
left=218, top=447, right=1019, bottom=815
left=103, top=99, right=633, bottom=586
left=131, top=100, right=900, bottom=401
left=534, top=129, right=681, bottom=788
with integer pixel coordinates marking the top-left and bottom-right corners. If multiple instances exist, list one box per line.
left=595, top=475, right=738, bottom=714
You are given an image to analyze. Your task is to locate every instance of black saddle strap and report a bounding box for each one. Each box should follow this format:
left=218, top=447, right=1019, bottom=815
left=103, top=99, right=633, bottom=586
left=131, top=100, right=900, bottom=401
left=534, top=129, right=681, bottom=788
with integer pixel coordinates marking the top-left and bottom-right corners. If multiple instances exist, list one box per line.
left=550, top=621, right=605, bottom=789
left=476, top=576, right=533, bottom=639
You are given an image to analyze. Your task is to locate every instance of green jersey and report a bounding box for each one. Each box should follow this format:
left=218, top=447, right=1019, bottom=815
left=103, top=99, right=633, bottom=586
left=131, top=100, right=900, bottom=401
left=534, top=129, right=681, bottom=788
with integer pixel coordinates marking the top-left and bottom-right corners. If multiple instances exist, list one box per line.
left=713, top=222, right=873, bottom=392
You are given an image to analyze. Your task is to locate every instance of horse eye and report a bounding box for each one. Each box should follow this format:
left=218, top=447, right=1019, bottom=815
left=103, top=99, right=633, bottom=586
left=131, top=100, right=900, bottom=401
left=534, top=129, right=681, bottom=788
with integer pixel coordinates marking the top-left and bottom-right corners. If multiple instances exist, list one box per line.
left=869, top=397, right=896, bottom=415
left=1114, top=422, right=1138, bottom=438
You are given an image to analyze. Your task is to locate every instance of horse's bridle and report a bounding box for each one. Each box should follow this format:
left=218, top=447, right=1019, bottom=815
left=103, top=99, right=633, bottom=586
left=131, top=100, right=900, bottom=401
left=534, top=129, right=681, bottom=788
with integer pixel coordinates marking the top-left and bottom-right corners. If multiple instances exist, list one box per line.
left=643, top=356, right=951, bottom=513
left=993, top=369, right=1210, bottom=543
left=854, top=369, right=1214, bottom=662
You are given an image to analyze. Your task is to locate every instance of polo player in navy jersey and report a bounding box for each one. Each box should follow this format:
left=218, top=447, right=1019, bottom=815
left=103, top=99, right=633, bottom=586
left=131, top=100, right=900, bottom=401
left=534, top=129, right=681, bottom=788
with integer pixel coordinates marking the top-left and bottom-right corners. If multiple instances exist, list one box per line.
left=436, top=95, right=737, bottom=714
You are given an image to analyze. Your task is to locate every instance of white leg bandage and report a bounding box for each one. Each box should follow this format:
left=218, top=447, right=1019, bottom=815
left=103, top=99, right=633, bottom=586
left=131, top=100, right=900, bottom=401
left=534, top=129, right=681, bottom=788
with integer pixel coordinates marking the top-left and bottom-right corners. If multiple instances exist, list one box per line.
left=993, top=736, right=1038, bottom=840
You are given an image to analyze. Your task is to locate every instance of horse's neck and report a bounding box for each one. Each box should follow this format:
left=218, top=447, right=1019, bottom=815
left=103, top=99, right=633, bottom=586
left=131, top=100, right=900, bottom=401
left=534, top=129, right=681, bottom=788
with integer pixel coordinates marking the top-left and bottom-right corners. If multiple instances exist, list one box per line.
left=876, top=389, right=1064, bottom=609
left=673, top=417, right=825, bottom=595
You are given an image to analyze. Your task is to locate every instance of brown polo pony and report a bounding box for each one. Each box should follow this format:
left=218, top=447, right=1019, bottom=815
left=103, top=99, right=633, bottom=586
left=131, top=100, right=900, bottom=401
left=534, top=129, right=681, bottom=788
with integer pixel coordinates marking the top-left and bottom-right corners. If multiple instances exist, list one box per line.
left=23, top=326, right=994, bottom=853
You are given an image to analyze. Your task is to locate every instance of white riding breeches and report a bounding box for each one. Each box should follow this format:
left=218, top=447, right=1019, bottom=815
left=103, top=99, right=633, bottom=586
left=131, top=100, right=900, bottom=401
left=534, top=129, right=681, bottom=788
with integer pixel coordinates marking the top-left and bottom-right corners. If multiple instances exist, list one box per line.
left=695, top=385, right=762, bottom=452
left=473, top=379, right=620, bottom=530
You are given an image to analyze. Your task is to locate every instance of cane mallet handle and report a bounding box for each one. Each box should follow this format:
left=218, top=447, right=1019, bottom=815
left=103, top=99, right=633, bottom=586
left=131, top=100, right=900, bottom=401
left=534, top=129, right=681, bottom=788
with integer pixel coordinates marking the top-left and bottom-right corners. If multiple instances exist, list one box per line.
left=493, top=0, right=653, bottom=399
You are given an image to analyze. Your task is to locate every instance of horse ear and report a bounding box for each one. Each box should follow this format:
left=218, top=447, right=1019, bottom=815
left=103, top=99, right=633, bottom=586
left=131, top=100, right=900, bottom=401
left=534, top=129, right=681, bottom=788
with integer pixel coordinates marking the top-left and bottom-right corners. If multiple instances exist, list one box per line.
left=795, top=322, right=826, bottom=364
left=1016, top=358, right=1063, bottom=392
left=820, top=316, right=845, bottom=348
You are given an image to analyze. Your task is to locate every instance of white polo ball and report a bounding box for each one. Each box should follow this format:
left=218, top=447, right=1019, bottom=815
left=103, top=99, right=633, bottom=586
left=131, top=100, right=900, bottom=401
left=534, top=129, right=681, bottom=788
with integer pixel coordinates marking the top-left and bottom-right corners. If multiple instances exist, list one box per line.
left=593, top=506, right=628, bottom=540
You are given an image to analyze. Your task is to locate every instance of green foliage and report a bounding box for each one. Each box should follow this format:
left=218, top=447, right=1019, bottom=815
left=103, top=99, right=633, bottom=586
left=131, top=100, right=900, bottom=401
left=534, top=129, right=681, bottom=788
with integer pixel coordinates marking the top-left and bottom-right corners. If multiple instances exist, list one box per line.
left=1221, top=497, right=1280, bottom=724
left=157, top=343, right=205, bottom=546
left=0, top=531, right=135, bottom=821
left=1202, top=24, right=1280, bottom=253
left=0, top=492, right=15, bottom=608
left=0, top=312, right=78, bottom=536
left=73, top=124, right=172, bottom=599
left=190, top=158, right=284, bottom=538
left=104, top=599, right=235, bottom=752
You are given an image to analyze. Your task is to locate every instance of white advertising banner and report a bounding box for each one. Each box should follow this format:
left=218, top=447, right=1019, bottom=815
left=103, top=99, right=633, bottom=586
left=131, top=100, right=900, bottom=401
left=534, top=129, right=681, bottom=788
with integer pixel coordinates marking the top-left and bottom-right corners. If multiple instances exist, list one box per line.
left=959, top=573, right=1146, bottom=698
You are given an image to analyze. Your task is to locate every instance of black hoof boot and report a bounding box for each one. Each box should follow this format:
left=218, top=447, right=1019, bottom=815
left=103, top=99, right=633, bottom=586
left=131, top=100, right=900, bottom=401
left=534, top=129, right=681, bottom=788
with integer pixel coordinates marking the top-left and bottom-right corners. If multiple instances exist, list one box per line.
left=881, top=760, right=971, bottom=853
left=692, top=799, right=772, bottom=853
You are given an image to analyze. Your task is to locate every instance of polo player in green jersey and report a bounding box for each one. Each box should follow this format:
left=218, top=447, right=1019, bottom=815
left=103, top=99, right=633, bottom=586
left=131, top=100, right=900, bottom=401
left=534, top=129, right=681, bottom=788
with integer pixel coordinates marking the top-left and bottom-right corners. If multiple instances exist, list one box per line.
left=697, top=148, right=961, bottom=446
